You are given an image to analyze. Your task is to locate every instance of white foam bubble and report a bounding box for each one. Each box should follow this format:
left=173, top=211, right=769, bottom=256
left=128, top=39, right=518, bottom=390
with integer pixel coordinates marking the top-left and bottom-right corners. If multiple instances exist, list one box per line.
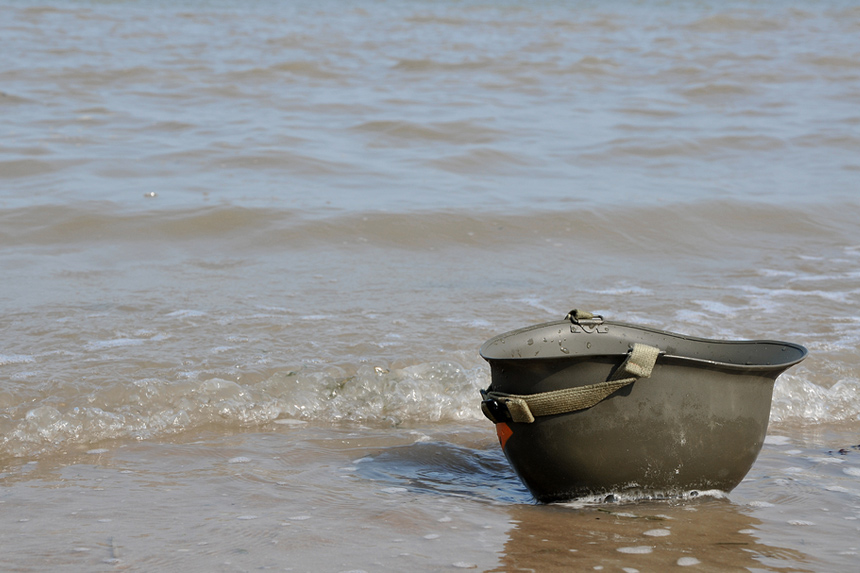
left=764, top=435, right=792, bottom=446
left=693, top=300, right=740, bottom=315
left=593, top=286, right=653, bottom=296
left=423, top=534, right=440, bottom=540
left=617, top=546, right=652, bottom=554
left=237, top=515, right=258, bottom=520
left=643, top=529, right=671, bottom=537
left=86, top=338, right=145, bottom=350
left=167, top=309, right=206, bottom=318
left=209, top=345, right=238, bottom=354
left=381, top=487, right=408, bottom=494
left=0, top=354, right=35, bottom=365
left=512, top=297, right=558, bottom=315
left=559, top=489, right=724, bottom=508
left=788, top=520, right=816, bottom=526
left=808, top=456, right=844, bottom=464
left=771, top=374, right=860, bottom=424
left=844, top=468, right=860, bottom=477
left=273, top=419, right=307, bottom=425
left=677, top=557, right=701, bottom=566
left=759, top=269, right=797, bottom=278
left=228, top=456, right=251, bottom=464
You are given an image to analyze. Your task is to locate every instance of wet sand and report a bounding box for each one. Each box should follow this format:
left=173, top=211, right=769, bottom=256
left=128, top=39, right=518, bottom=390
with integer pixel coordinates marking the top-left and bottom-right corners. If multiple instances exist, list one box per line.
left=2, top=421, right=858, bottom=572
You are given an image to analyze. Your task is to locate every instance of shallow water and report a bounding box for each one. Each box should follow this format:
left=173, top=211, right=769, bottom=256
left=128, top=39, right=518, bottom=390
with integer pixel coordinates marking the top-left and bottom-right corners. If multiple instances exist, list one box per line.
left=2, top=0, right=860, bottom=570
left=1, top=423, right=859, bottom=571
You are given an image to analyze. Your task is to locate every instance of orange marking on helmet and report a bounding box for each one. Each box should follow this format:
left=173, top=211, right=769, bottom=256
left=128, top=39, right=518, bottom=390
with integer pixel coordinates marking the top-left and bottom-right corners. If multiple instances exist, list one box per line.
left=496, top=422, right=513, bottom=450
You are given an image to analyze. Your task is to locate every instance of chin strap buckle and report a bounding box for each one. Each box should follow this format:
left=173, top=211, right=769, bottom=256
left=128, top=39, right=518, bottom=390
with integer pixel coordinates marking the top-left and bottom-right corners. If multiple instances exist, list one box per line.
left=566, top=309, right=607, bottom=334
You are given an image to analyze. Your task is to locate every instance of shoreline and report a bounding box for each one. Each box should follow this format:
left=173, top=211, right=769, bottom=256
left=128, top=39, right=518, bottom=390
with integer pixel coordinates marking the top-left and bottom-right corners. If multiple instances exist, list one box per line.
left=1, top=421, right=857, bottom=571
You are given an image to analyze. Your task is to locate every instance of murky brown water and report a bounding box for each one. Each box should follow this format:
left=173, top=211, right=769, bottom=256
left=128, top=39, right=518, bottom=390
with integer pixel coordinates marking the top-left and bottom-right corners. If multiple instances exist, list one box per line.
left=2, top=0, right=860, bottom=570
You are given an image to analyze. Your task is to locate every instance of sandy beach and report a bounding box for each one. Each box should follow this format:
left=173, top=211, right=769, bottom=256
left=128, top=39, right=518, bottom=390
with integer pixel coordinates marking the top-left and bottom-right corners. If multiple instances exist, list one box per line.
left=1, top=421, right=858, bottom=571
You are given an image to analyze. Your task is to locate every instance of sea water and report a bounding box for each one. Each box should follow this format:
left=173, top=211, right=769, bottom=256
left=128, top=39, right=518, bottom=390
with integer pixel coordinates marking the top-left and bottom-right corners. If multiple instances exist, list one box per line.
left=2, top=0, right=859, bottom=570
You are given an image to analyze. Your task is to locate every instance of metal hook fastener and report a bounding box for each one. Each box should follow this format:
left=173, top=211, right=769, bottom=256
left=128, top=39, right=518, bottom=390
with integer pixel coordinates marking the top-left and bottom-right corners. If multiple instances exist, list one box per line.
left=566, top=309, right=608, bottom=334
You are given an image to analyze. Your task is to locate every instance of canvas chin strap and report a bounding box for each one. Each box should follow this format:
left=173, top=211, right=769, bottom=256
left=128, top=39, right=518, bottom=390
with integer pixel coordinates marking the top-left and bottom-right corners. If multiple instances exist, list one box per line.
left=480, top=343, right=661, bottom=424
